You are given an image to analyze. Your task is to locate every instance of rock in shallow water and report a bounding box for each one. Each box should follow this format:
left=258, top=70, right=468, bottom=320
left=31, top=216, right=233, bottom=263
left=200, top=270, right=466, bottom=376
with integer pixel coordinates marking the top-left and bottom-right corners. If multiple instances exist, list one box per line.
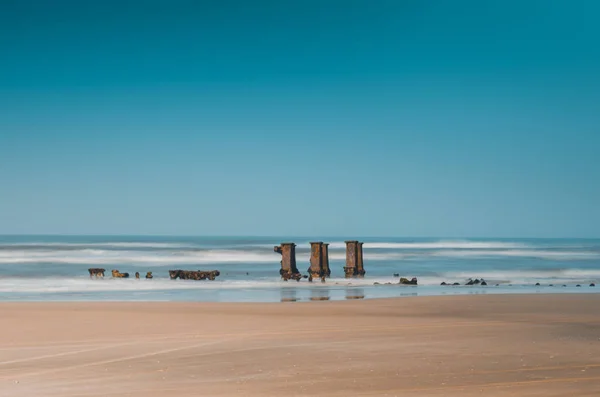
left=399, top=277, right=418, bottom=285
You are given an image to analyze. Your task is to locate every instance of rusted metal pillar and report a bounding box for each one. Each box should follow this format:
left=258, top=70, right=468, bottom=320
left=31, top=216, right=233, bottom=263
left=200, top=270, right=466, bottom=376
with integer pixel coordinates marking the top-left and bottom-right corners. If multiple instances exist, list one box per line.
left=274, top=243, right=301, bottom=281
left=308, top=241, right=326, bottom=282
left=321, top=243, right=331, bottom=277
left=356, top=242, right=365, bottom=276
left=344, top=240, right=359, bottom=277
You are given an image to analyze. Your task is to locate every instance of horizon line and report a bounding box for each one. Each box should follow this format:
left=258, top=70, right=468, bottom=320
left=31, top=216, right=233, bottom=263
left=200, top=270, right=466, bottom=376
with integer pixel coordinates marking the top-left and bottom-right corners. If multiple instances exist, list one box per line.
left=0, top=234, right=599, bottom=240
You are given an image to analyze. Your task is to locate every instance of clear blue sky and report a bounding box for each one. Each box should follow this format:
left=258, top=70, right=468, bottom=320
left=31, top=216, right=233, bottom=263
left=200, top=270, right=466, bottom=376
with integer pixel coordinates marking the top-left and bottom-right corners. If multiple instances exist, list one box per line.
left=1, top=0, right=599, bottom=237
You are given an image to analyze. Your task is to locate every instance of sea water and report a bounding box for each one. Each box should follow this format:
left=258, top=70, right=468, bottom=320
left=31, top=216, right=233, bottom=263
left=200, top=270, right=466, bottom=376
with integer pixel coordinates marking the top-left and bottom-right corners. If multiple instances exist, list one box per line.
left=0, top=236, right=599, bottom=302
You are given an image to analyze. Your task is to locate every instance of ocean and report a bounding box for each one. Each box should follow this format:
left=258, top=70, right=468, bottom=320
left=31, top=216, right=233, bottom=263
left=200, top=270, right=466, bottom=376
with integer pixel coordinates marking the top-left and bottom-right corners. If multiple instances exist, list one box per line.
left=0, top=235, right=599, bottom=302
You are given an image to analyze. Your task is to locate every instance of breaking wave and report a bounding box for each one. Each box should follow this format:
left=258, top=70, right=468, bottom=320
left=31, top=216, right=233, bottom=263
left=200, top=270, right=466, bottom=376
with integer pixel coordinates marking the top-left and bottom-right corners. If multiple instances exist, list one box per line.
left=0, top=249, right=279, bottom=265
left=1, top=269, right=598, bottom=295
left=430, top=250, right=600, bottom=260
left=327, top=241, right=529, bottom=249
left=0, top=242, right=598, bottom=265
left=0, top=242, right=195, bottom=249
left=0, top=237, right=599, bottom=301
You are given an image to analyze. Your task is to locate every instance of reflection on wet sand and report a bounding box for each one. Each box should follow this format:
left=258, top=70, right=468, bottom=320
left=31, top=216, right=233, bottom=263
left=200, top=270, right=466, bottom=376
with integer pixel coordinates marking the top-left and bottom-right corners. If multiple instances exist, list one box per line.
left=346, top=288, right=365, bottom=300
left=398, top=291, right=418, bottom=297
left=280, top=289, right=298, bottom=302
left=310, top=289, right=330, bottom=301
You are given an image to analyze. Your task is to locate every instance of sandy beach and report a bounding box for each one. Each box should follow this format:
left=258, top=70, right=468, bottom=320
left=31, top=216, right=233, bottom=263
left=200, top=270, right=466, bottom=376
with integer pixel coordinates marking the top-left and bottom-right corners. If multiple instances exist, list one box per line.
left=1, top=294, right=599, bottom=396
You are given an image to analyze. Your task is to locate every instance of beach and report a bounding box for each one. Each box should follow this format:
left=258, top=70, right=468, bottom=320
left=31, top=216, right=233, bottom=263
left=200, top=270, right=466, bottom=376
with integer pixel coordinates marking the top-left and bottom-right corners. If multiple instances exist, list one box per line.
left=1, top=294, right=599, bottom=396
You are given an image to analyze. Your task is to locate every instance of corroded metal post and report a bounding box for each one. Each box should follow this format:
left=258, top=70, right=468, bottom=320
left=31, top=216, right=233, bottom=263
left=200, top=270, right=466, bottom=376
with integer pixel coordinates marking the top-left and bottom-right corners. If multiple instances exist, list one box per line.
left=344, top=240, right=359, bottom=277
left=274, top=242, right=301, bottom=281
left=308, top=242, right=327, bottom=282
left=321, top=243, right=331, bottom=277
left=307, top=241, right=331, bottom=282
left=356, top=242, right=365, bottom=277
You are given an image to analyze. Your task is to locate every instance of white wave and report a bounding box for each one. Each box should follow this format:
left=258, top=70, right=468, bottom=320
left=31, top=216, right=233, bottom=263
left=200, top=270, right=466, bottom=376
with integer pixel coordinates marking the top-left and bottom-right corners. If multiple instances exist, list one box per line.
left=0, top=277, right=390, bottom=293
left=317, top=247, right=597, bottom=261
left=0, top=248, right=414, bottom=265
left=0, top=242, right=196, bottom=249
left=0, top=276, right=459, bottom=294
left=328, top=271, right=600, bottom=286
left=0, top=278, right=270, bottom=293
left=0, top=249, right=281, bottom=265
left=1, top=271, right=597, bottom=295
left=327, top=240, right=528, bottom=249
left=88, top=242, right=195, bottom=248
left=431, top=268, right=600, bottom=284
left=0, top=245, right=596, bottom=265
left=431, top=250, right=600, bottom=260
left=562, top=269, right=600, bottom=277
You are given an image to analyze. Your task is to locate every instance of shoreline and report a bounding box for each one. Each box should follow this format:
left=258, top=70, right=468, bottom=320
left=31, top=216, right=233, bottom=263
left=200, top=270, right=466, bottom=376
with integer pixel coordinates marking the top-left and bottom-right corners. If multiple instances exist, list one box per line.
left=2, top=294, right=600, bottom=396
left=1, top=289, right=600, bottom=302
left=1, top=282, right=598, bottom=303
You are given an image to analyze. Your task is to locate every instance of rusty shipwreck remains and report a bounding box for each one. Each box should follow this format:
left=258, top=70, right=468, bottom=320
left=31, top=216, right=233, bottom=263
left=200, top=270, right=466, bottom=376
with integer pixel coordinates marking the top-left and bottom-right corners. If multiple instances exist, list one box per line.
left=88, top=268, right=105, bottom=278
left=357, top=242, right=365, bottom=275
left=322, top=243, right=331, bottom=277
left=168, top=270, right=220, bottom=280
left=274, top=240, right=365, bottom=280
left=274, top=242, right=302, bottom=281
left=307, top=242, right=330, bottom=282
left=344, top=241, right=366, bottom=277
left=111, top=269, right=130, bottom=278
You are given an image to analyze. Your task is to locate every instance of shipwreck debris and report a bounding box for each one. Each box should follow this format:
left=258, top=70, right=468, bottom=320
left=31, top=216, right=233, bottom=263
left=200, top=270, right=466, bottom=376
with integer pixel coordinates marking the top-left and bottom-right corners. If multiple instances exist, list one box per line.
left=274, top=243, right=302, bottom=281
left=168, top=270, right=220, bottom=280
left=88, top=268, right=105, bottom=278
left=112, top=270, right=130, bottom=278
left=321, top=243, right=331, bottom=278
left=307, top=242, right=329, bottom=282
left=344, top=240, right=366, bottom=278
left=357, top=242, right=365, bottom=276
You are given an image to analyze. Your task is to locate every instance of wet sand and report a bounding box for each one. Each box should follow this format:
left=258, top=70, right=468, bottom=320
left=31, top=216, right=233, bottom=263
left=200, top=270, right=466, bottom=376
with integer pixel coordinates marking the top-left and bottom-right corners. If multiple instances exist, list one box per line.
left=1, top=294, right=599, bottom=396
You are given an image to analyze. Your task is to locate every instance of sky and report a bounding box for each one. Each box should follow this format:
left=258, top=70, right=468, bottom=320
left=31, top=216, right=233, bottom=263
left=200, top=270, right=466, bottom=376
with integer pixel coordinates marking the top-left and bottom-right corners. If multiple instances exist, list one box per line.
left=0, top=0, right=599, bottom=237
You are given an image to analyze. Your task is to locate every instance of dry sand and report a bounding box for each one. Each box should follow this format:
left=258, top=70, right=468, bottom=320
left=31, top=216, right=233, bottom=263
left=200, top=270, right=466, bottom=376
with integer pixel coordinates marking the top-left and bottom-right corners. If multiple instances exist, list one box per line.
left=1, top=294, right=599, bottom=396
